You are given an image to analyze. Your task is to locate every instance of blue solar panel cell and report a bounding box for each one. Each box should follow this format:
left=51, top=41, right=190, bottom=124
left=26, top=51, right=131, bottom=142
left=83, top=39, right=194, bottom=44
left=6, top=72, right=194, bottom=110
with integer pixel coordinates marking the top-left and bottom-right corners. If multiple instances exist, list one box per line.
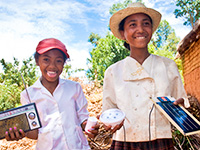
left=151, top=96, right=200, bottom=136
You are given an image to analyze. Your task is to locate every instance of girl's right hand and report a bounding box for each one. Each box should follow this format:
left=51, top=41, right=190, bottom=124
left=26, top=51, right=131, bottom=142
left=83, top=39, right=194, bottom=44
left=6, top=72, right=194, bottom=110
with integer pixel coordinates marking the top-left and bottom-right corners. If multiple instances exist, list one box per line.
left=5, top=127, right=26, bottom=141
left=104, top=119, right=124, bottom=134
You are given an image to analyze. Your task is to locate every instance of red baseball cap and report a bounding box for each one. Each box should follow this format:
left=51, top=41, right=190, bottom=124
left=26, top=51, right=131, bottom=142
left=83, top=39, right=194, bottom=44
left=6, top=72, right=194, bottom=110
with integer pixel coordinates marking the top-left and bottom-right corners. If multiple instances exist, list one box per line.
left=36, top=38, right=70, bottom=58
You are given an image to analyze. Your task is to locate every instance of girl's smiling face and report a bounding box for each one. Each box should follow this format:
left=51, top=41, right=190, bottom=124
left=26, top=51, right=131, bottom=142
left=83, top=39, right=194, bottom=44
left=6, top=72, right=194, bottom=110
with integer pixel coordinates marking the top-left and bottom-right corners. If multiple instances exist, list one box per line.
left=120, top=13, right=153, bottom=50
left=36, top=49, right=65, bottom=85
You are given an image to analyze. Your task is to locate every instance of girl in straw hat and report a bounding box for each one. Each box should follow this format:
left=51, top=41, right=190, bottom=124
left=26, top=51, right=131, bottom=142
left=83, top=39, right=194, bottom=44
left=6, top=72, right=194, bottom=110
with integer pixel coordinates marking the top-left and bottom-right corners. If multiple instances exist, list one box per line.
left=102, top=2, right=190, bottom=150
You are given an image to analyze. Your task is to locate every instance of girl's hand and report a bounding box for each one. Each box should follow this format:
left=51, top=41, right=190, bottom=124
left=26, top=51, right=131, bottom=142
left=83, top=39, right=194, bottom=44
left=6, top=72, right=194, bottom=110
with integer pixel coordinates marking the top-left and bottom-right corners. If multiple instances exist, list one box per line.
left=104, top=119, right=124, bottom=134
left=85, top=123, right=100, bottom=139
left=173, top=98, right=184, bottom=106
left=5, top=127, right=25, bottom=141
left=81, top=119, right=100, bottom=139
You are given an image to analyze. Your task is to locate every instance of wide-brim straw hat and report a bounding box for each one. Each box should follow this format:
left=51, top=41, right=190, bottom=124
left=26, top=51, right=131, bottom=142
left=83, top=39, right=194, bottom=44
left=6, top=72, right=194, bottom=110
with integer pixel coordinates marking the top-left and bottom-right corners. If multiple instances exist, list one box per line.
left=110, top=2, right=162, bottom=40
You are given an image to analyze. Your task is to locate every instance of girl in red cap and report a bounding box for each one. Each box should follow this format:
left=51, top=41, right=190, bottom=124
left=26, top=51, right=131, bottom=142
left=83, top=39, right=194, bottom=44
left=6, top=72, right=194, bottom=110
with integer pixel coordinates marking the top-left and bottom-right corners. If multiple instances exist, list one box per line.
left=102, top=2, right=190, bottom=150
left=5, top=38, right=99, bottom=150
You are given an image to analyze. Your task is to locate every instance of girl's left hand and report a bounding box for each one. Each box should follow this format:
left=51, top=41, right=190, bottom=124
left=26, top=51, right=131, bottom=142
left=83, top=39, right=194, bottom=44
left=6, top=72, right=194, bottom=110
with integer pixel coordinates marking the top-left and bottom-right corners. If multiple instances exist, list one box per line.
left=173, top=98, right=184, bottom=106
left=5, top=127, right=25, bottom=141
left=102, top=119, right=124, bottom=134
left=84, top=123, right=100, bottom=139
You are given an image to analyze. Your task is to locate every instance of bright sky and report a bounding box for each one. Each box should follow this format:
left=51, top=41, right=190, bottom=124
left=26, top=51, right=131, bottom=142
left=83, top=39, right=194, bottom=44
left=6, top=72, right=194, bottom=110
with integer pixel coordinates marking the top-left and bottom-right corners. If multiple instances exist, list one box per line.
left=0, top=0, right=192, bottom=77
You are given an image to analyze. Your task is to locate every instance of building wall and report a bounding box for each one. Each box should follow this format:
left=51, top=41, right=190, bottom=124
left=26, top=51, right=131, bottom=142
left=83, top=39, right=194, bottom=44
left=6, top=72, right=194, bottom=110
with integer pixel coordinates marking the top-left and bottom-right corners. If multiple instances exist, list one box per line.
left=182, top=39, right=200, bottom=102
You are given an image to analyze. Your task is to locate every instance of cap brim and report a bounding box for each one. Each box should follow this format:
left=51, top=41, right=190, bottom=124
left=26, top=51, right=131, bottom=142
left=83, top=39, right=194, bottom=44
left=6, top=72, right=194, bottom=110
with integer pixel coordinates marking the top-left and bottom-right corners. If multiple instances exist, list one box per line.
left=37, top=46, right=70, bottom=58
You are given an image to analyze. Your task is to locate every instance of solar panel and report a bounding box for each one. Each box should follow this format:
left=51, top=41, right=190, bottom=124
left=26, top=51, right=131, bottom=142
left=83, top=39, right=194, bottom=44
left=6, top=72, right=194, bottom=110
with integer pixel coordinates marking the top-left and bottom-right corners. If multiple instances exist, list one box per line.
left=151, top=96, right=200, bottom=136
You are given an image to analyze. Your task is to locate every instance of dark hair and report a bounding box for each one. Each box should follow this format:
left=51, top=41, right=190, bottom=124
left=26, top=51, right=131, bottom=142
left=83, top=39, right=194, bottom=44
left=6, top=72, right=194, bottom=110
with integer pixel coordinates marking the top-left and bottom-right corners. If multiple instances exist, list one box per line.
left=119, top=14, right=153, bottom=50
left=34, top=48, right=67, bottom=62
left=119, top=16, right=128, bottom=32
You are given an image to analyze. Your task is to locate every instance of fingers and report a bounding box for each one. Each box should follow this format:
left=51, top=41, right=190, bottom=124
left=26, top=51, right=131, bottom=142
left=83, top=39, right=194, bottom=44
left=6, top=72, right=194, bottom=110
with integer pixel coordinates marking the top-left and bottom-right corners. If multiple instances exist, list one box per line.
left=85, top=131, right=95, bottom=139
left=89, top=127, right=98, bottom=135
left=111, top=122, right=123, bottom=133
left=104, top=124, right=112, bottom=131
left=173, top=98, right=184, bottom=106
left=5, top=127, right=25, bottom=141
left=14, top=127, right=21, bottom=140
left=9, top=128, right=16, bottom=140
left=5, top=130, right=11, bottom=141
left=93, top=124, right=100, bottom=130
left=19, top=129, right=26, bottom=138
left=110, top=120, right=125, bottom=134
left=85, top=123, right=100, bottom=139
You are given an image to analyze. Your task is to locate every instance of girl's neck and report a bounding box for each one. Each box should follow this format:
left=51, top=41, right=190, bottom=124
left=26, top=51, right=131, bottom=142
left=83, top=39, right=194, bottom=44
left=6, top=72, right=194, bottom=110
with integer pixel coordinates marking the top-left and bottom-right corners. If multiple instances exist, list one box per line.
left=130, top=47, right=150, bottom=65
left=41, top=78, right=59, bottom=95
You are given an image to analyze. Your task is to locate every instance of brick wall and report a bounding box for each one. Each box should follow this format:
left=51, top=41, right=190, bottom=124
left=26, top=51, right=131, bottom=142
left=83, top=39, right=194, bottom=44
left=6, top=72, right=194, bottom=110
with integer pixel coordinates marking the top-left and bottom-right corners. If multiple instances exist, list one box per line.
left=182, top=39, right=200, bottom=102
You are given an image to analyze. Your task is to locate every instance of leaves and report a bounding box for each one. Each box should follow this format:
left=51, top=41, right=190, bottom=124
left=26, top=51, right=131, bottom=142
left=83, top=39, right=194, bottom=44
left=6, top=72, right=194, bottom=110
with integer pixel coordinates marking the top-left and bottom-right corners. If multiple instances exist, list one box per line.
left=109, top=0, right=133, bottom=15
left=174, top=0, right=200, bottom=28
left=87, top=33, right=129, bottom=84
left=0, top=57, right=37, bottom=111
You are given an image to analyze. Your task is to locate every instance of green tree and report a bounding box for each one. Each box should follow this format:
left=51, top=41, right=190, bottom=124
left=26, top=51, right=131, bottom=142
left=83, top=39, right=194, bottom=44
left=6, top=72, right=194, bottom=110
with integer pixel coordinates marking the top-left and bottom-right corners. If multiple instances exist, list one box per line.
left=150, top=19, right=182, bottom=72
left=62, top=63, right=85, bottom=78
left=88, top=32, right=101, bottom=46
left=174, top=0, right=200, bottom=28
left=0, top=57, right=37, bottom=111
left=109, top=0, right=133, bottom=15
left=152, top=20, right=180, bottom=52
left=87, top=33, right=129, bottom=84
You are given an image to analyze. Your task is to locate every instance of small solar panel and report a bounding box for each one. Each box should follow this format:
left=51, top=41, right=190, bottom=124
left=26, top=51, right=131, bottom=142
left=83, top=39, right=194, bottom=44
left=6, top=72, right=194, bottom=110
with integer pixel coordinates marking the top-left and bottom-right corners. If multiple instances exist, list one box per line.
left=151, top=96, right=200, bottom=136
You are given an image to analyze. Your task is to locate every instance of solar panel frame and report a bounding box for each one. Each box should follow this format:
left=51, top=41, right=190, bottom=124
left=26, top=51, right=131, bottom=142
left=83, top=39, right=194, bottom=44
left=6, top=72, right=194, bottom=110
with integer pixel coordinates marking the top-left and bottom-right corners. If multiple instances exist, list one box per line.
left=151, top=96, right=200, bottom=136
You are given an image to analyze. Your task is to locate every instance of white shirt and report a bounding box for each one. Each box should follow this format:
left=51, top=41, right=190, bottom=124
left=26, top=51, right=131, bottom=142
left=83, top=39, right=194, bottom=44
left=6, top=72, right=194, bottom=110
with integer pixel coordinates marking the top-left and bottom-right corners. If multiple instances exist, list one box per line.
left=102, top=55, right=190, bottom=142
left=21, top=78, right=90, bottom=150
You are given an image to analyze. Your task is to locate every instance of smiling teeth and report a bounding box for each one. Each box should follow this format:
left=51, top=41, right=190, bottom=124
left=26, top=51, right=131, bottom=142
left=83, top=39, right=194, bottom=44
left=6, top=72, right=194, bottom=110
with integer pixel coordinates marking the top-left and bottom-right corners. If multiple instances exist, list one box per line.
left=47, top=71, right=57, bottom=77
left=136, top=37, right=145, bottom=39
left=48, top=71, right=56, bottom=74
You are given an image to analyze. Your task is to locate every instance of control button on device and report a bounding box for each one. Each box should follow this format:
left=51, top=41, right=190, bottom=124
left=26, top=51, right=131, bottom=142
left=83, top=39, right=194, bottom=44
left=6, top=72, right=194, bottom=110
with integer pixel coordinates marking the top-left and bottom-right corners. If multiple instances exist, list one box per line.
left=32, top=121, right=37, bottom=126
left=28, top=112, right=36, bottom=120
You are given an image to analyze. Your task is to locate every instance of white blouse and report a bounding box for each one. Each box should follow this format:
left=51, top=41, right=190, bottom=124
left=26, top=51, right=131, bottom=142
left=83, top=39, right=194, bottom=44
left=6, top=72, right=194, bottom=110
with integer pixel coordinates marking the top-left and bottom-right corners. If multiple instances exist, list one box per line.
left=21, top=78, right=90, bottom=150
left=102, top=55, right=190, bottom=142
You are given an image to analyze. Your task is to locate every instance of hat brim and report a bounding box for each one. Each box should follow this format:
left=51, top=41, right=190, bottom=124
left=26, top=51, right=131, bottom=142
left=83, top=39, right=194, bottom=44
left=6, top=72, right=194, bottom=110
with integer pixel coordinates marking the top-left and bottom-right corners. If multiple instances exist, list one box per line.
left=110, top=7, right=162, bottom=40
left=37, top=46, right=70, bottom=58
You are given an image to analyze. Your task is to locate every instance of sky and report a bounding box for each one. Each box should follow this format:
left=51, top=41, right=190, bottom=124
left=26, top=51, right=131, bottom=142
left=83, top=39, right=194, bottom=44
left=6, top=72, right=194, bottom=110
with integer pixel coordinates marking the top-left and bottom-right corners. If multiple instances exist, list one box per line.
left=0, top=0, right=192, bottom=77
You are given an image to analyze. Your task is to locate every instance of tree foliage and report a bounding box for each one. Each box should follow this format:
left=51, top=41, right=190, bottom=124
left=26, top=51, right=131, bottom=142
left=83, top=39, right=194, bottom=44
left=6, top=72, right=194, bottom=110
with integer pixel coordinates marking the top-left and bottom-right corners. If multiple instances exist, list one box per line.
left=87, top=33, right=129, bottom=83
left=152, top=20, right=180, bottom=52
left=88, top=32, right=101, bottom=46
left=174, top=0, right=200, bottom=28
left=150, top=19, right=182, bottom=73
left=109, top=0, right=133, bottom=15
left=0, top=57, right=37, bottom=111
